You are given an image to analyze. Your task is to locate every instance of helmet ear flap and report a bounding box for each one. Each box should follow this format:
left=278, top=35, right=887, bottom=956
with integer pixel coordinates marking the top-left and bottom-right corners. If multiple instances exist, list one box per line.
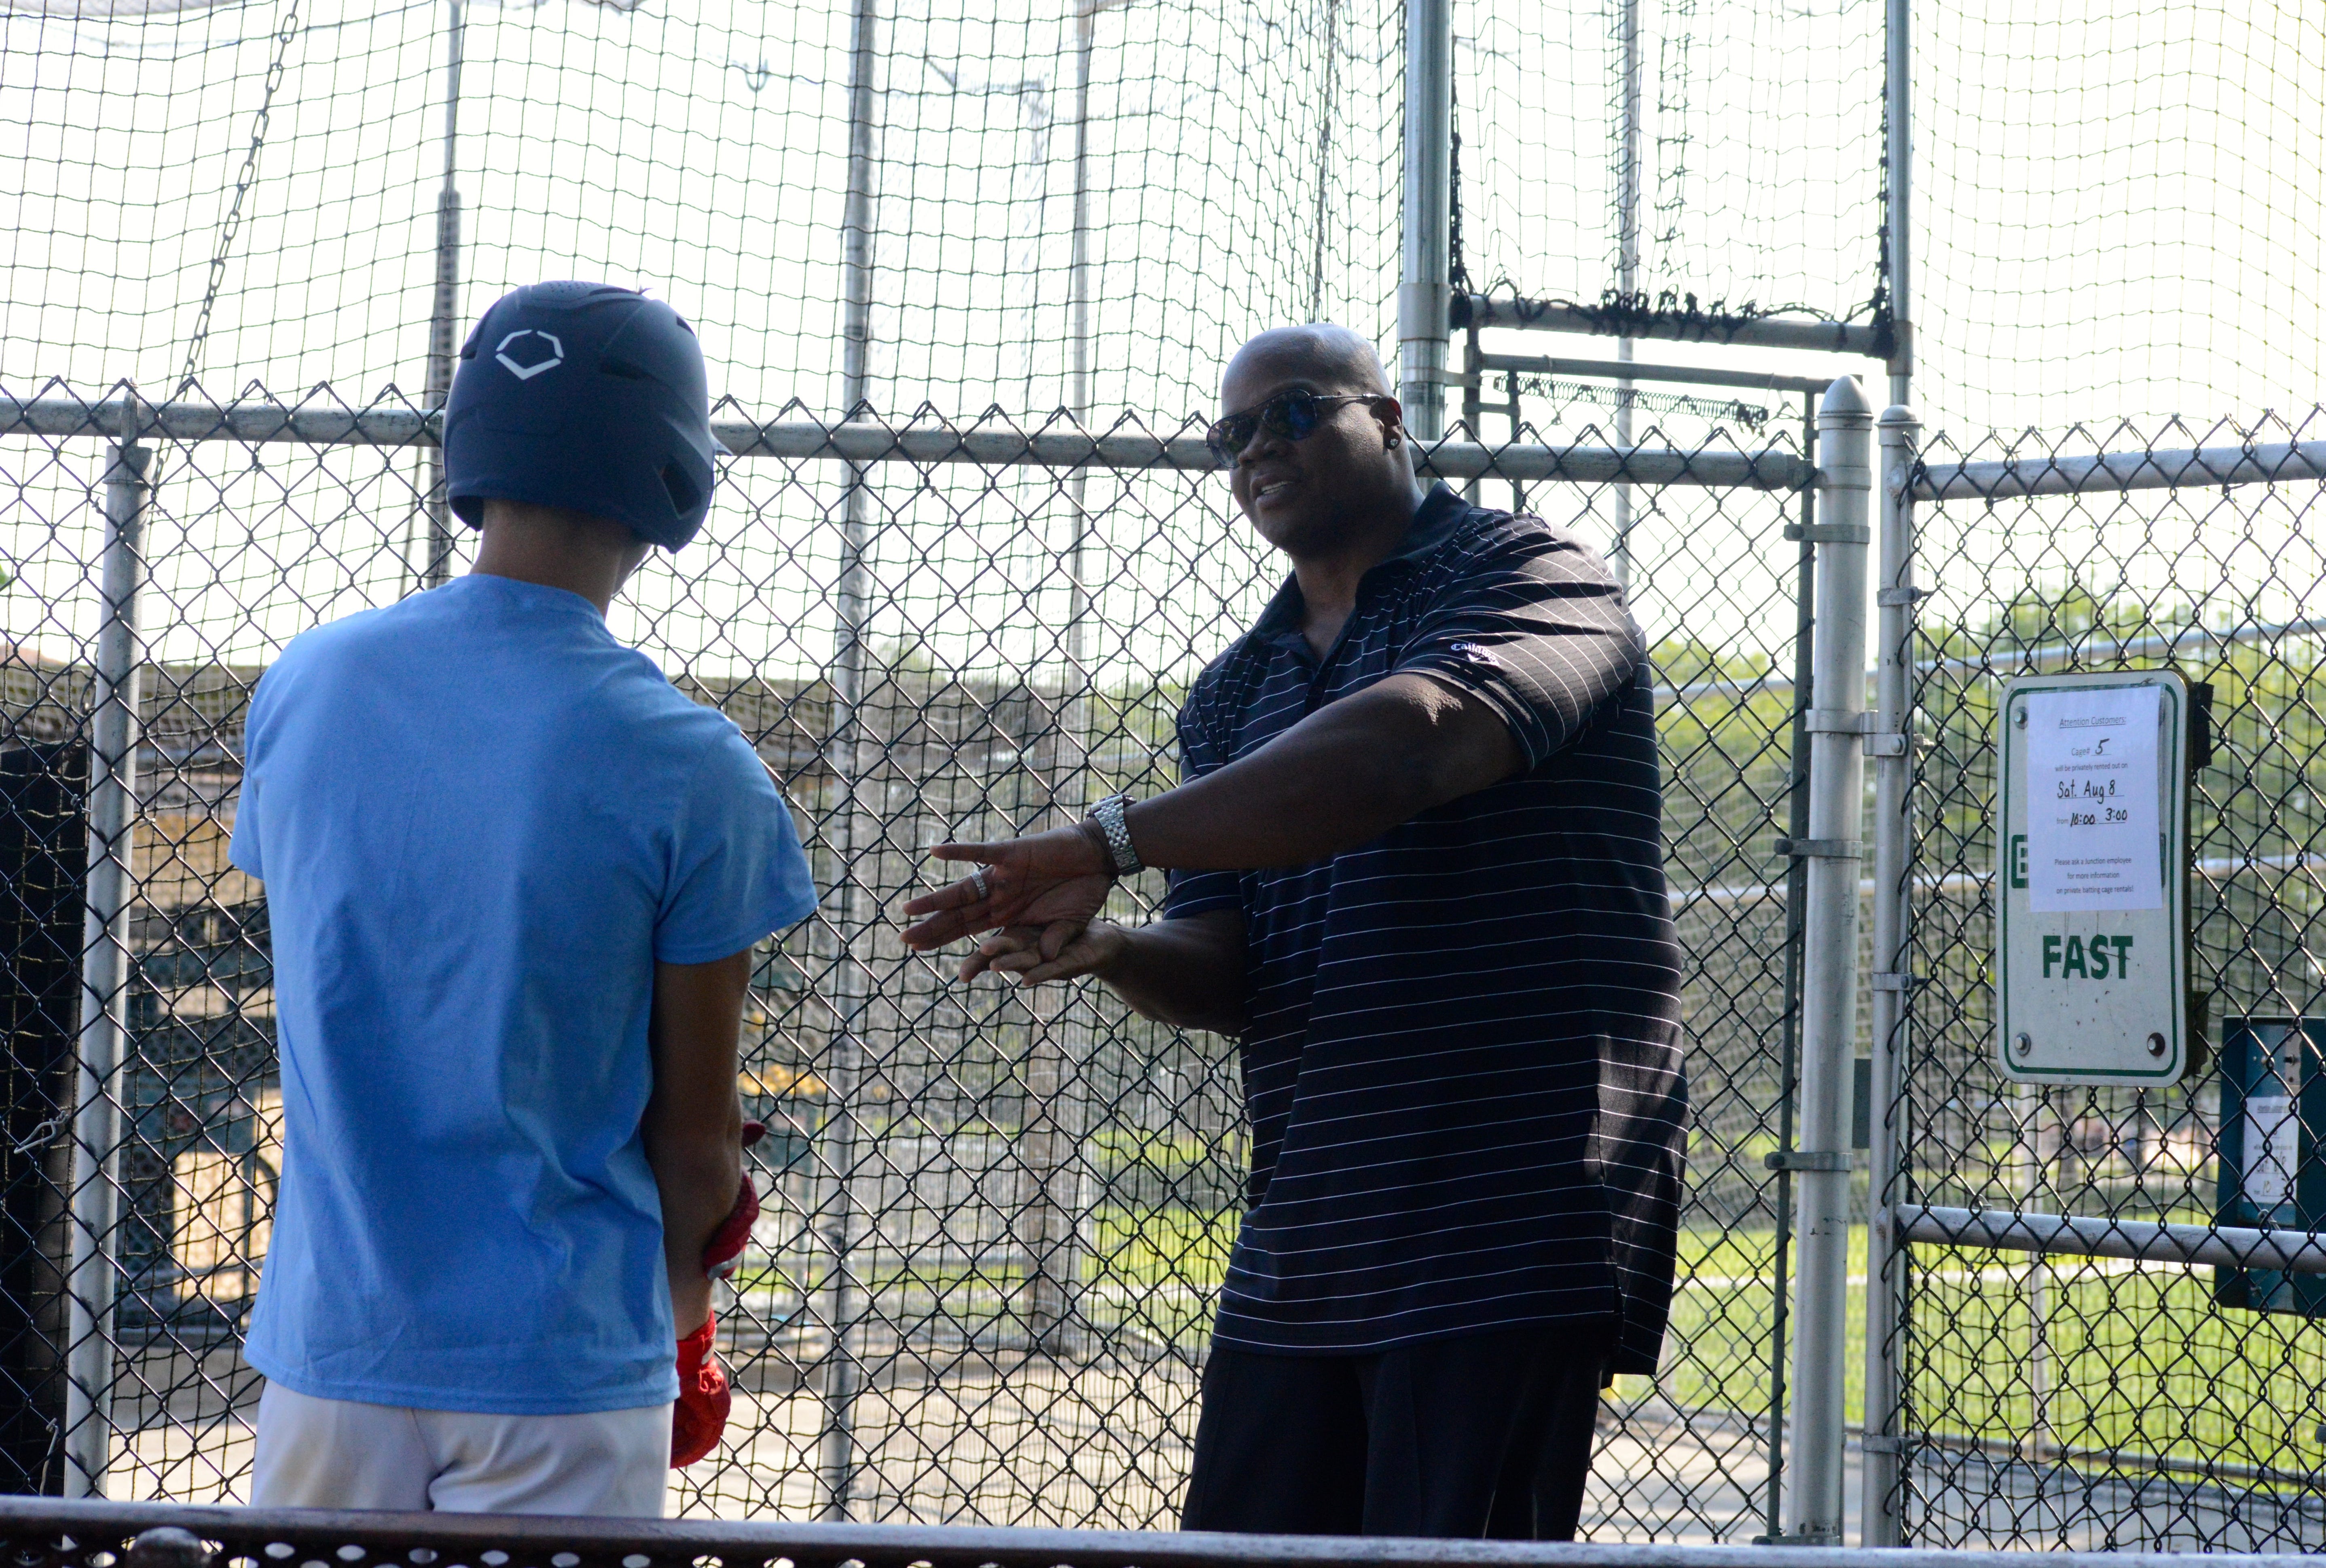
left=660, top=463, right=703, bottom=524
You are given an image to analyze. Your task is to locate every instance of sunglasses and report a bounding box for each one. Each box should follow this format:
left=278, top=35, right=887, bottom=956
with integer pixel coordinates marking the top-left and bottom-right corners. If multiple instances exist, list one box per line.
left=1205, top=389, right=1392, bottom=466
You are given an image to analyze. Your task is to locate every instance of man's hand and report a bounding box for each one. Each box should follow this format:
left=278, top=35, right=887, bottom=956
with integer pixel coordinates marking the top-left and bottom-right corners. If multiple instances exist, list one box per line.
left=965, top=920, right=1130, bottom=985
left=967, top=911, right=1248, bottom=1034
left=900, top=823, right=1113, bottom=957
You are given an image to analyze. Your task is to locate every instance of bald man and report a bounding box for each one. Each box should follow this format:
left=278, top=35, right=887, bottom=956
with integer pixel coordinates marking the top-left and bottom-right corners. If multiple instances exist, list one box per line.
left=901, top=325, right=1687, bottom=1538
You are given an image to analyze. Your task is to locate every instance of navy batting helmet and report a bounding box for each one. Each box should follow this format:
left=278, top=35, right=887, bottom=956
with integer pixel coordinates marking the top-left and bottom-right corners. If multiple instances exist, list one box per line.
left=444, top=281, right=725, bottom=551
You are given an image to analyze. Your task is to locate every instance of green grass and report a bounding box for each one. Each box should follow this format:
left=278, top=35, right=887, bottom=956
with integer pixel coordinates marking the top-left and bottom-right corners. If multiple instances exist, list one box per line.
left=1902, top=1254, right=2326, bottom=1468
left=736, top=1207, right=2326, bottom=1471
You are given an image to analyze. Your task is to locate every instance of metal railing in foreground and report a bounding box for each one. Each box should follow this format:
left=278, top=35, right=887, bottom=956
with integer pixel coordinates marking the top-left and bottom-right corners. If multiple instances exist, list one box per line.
left=3, top=1498, right=2320, bottom=1568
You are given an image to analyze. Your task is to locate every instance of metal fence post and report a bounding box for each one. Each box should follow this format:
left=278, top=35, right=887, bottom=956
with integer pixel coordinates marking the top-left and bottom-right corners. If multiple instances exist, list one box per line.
left=1858, top=402, right=1920, bottom=1546
left=1609, top=0, right=1642, bottom=585
left=1782, top=375, right=1873, bottom=1544
left=418, top=0, right=467, bottom=592
left=1396, top=0, right=1451, bottom=440
left=816, top=0, right=881, bottom=1520
left=63, top=410, right=150, bottom=1499
left=1883, top=0, right=1913, bottom=413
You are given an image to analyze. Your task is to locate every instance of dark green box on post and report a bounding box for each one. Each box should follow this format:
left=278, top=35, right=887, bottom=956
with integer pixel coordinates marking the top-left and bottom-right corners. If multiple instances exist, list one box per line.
left=2215, top=1016, right=2326, bottom=1316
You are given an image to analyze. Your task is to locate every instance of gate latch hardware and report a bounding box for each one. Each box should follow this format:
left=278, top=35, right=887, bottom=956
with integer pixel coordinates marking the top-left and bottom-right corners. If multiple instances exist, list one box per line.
left=1764, top=1150, right=1852, bottom=1173
left=1784, top=521, right=1870, bottom=545
left=1776, top=837, right=1863, bottom=860
left=1803, top=708, right=1869, bottom=735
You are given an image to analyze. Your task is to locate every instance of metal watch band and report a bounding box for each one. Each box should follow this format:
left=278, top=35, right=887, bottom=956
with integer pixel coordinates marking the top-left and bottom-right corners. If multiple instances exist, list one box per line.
left=1090, top=792, right=1142, bottom=877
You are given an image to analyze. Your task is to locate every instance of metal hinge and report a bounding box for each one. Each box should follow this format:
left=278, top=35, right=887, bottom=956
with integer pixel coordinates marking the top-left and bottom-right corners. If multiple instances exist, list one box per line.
left=1783, top=521, right=1871, bottom=545
left=1861, top=1435, right=1909, bottom=1456
left=1876, top=585, right=1926, bottom=607
left=1865, top=729, right=1912, bottom=758
left=1776, top=837, right=1863, bottom=860
left=1765, top=1149, right=1852, bottom=1173
left=1803, top=708, right=1869, bottom=735
left=1871, top=971, right=1918, bottom=993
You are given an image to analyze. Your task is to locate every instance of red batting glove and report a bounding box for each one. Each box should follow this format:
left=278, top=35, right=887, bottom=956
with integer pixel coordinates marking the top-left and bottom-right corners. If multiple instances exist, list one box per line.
left=670, top=1119, right=765, bottom=1467
left=702, top=1121, right=764, bottom=1282
left=671, top=1312, right=731, bottom=1468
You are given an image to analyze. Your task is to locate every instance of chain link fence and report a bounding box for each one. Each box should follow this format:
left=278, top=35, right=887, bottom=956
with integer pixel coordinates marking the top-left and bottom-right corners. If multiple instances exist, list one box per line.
left=1884, top=412, right=2326, bottom=1549
left=2, top=387, right=1813, bottom=1539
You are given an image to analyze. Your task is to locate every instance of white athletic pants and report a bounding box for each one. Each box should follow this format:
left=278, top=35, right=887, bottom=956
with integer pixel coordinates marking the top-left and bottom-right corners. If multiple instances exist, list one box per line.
left=252, top=1383, right=671, bottom=1516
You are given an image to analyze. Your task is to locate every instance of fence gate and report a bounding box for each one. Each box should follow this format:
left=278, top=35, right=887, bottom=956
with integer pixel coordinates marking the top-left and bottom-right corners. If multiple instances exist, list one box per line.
left=1875, top=413, right=2326, bottom=1549
left=2, top=388, right=1819, bottom=1539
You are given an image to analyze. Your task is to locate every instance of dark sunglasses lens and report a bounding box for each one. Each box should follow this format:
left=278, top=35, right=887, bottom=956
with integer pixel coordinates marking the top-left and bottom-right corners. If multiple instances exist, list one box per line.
left=1263, top=390, right=1324, bottom=442
left=1208, top=412, right=1258, bottom=462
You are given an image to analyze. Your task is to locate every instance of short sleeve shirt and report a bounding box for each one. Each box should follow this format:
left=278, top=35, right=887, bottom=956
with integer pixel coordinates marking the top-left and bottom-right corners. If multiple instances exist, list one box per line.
left=1166, top=484, right=1687, bottom=1372
left=230, top=574, right=819, bottom=1413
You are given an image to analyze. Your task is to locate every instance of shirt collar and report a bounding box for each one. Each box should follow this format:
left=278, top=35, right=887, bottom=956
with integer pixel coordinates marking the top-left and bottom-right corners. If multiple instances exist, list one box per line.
left=1249, top=482, right=1473, bottom=639
left=1382, top=481, right=1472, bottom=564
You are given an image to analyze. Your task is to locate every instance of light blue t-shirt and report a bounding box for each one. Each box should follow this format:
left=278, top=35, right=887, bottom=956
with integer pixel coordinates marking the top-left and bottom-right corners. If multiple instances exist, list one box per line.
left=230, top=573, right=818, bottom=1414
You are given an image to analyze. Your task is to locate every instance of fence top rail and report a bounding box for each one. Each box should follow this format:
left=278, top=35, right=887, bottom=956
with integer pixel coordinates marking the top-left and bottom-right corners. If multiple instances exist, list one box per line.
left=3, top=1500, right=2319, bottom=1568
left=0, top=393, right=1813, bottom=491
left=1913, top=439, right=2326, bottom=500
left=1896, top=1204, right=2326, bottom=1277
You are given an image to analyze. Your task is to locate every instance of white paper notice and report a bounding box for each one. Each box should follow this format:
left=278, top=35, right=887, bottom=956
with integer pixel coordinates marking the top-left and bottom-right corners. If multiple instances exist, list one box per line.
left=2024, top=684, right=2163, bottom=913
left=2243, top=1093, right=2299, bottom=1213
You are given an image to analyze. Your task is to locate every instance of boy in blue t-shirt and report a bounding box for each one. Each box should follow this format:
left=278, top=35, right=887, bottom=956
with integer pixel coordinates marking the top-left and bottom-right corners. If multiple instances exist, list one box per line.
left=232, top=282, right=817, bottom=1515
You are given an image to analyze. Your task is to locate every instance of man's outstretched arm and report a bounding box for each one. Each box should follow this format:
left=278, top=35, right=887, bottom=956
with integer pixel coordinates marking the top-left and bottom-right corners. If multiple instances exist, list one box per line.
left=899, top=672, right=1520, bottom=957
left=643, top=949, right=751, bottom=1336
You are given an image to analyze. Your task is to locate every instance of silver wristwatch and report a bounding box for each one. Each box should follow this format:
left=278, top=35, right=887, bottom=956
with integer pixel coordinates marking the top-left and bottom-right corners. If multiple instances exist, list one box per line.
left=1089, top=792, right=1143, bottom=877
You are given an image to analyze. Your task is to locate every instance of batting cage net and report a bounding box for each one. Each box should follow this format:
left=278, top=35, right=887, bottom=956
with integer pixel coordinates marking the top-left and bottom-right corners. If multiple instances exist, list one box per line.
left=1911, top=7, right=2326, bottom=432
left=0, top=0, right=1403, bottom=419
left=1449, top=0, right=1886, bottom=341
left=6, top=0, right=2326, bottom=1543
left=0, top=391, right=1816, bottom=1537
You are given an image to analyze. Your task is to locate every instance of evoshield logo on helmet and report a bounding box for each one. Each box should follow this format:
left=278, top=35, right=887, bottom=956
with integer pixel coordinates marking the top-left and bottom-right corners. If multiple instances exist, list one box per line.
left=495, top=330, right=564, bottom=381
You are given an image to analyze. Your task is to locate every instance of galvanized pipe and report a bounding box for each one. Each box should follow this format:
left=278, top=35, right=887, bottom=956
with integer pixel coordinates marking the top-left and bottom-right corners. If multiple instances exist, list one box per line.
left=0, top=395, right=1817, bottom=491
left=1609, top=0, right=1642, bottom=585
left=1897, top=1204, right=2326, bottom=1274
left=817, top=0, right=882, bottom=1519
left=419, top=0, right=465, bottom=591
left=1883, top=0, right=1911, bottom=410
left=1782, top=376, right=1873, bottom=1545
left=63, top=427, right=149, bottom=1498
left=1396, top=0, right=1451, bottom=439
left=14, top=1494, right=2326, bottom=1568
left=1914, top=440, right=2326, bottom=499
left=1858, top=403, right=1919, bottom=1547
left=1761, top=393, right=1818, bottom=1540
left=1029, top=0, right=1114, bottom=1355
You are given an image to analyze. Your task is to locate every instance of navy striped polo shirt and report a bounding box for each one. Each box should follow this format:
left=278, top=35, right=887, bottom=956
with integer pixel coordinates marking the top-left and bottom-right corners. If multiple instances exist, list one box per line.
left=1165, top=482, right=1687, bottom=1372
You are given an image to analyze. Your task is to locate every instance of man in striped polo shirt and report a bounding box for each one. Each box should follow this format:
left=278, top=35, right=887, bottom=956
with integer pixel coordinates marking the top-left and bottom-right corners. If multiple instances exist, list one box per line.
left=902, top=324, right=1686, bottom=1539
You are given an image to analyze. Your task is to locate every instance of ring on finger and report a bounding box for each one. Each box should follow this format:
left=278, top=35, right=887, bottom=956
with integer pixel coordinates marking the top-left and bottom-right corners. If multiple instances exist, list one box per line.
left=968, top=868, right=991, bottom=902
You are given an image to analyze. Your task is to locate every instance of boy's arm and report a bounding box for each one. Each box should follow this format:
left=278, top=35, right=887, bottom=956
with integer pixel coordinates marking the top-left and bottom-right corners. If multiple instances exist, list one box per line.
left=643, top=948, right=752, bottom=1335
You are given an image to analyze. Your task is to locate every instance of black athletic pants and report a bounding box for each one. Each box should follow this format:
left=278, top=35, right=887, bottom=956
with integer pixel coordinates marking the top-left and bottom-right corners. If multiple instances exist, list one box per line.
left=1179, top=1319, right=1614, bottom=1539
